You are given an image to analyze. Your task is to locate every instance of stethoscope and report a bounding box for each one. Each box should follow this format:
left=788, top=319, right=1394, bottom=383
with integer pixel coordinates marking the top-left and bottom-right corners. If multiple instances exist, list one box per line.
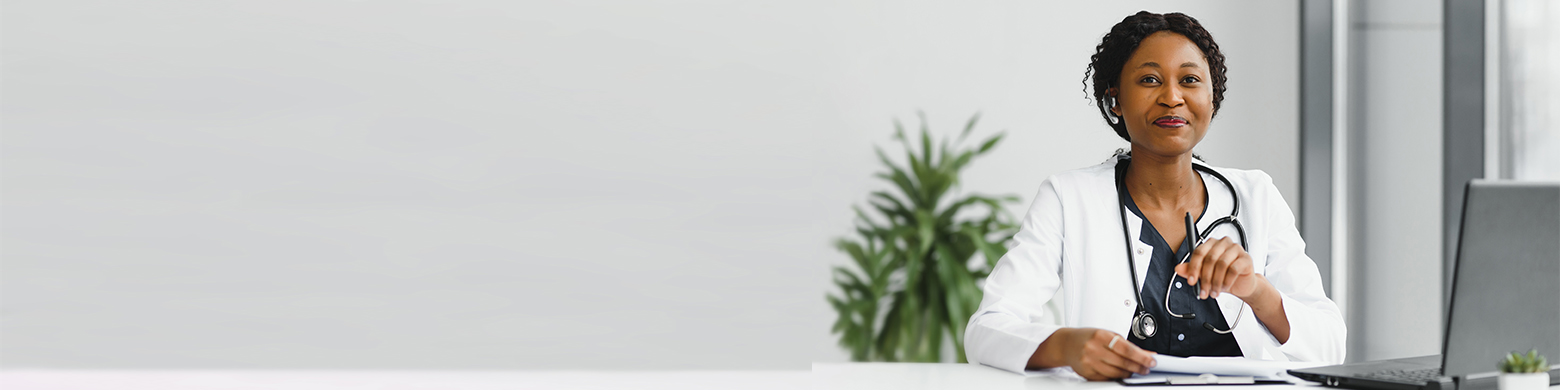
left=1112, top=152, right=1249, bottom=340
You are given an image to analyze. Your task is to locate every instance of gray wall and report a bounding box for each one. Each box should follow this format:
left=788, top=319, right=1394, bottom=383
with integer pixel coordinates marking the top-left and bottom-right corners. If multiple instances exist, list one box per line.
left=1343, top=0, right=1447, bottom=362
left=0, top=0, right=1299, bottom=369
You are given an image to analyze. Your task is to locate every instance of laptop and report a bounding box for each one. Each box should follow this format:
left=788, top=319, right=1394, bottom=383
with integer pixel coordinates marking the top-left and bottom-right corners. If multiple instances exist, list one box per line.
left=1289, top=180, right=1560, bottom=390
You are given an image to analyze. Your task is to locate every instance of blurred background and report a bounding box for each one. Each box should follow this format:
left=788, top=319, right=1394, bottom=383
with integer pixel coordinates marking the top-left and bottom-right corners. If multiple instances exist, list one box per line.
left=1, top=0, right=1554, bottom=370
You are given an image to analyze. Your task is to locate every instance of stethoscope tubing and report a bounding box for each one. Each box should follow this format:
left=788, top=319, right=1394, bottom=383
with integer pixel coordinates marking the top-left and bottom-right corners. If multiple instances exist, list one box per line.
left=1114, top=154, right=1249, bottom=338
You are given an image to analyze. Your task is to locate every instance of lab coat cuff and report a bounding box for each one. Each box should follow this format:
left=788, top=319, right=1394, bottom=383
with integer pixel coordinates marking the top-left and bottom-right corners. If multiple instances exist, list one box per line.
left=971, top=323, right=1059, bottom=374
left=1272, top=290, right=1345, bottom=364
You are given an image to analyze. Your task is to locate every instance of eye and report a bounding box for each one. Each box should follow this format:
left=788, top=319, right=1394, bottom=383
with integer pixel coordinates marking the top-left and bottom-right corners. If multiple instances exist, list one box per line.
left=1139, top=75, right=1161, bottom=85
left=1181, top=75, right=1201, bottom=84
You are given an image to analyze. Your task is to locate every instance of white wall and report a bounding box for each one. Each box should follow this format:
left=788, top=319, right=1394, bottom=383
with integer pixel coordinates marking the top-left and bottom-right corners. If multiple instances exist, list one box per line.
left=0, top=0, right=1299, bottom=369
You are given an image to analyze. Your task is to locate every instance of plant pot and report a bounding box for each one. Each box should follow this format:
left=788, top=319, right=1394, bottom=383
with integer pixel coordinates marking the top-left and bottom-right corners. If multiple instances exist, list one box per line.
left=1497, top=372, right=1550, bottom=390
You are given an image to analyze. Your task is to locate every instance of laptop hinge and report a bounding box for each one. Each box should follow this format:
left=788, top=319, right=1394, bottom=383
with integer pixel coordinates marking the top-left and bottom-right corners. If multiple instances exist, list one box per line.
left=1430, top=376, right=1457, bottom=390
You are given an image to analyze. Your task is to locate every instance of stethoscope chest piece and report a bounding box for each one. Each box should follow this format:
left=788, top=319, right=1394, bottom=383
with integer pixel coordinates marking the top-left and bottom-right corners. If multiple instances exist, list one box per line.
left=1131, top=310, right=1157, bottom=340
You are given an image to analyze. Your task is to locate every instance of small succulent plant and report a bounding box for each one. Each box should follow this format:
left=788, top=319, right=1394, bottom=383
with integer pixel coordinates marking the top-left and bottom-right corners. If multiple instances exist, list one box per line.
left=1498, top=349, right=1549, bottom=374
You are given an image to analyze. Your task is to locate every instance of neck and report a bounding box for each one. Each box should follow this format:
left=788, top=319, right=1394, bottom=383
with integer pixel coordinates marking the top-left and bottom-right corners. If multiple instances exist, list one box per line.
left=1123, top=147, right=1202, bottom=210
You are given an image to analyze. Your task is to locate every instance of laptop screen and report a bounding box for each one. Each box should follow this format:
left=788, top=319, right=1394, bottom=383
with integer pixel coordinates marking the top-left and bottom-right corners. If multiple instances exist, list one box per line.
left=1440, top=181, right=1560, bottom=378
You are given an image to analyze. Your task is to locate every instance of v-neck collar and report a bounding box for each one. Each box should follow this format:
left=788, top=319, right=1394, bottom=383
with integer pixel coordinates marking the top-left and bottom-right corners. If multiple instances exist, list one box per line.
left=1120, top=172, right=1212, bottom=261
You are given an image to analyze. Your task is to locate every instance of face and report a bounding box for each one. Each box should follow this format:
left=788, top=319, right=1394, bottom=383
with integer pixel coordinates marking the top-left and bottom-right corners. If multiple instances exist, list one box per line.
left=1109, top=31, right=1215, bottom=158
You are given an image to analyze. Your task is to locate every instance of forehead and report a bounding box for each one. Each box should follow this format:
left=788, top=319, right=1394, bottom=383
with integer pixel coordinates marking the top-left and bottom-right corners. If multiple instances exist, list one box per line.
left=1125, top=31, right=1208, bottom=71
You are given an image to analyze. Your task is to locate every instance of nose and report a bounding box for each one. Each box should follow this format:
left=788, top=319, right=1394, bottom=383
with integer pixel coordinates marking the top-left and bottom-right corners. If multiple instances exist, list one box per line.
left=1158, top=85, right=1186, bottom=108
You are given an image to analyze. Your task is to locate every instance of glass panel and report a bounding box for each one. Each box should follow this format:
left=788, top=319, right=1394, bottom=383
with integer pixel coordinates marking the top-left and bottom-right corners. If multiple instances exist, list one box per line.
left=1501, top=0, right=1560, bottom=180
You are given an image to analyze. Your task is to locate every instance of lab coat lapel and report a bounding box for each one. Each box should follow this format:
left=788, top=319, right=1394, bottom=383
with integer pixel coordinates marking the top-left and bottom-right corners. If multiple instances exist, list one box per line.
left=1121, top=210, right=1154, bottom=292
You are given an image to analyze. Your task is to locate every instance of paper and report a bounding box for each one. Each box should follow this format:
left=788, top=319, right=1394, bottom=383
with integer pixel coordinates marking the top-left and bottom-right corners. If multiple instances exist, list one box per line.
left=1148, top=355, right=1304, bottom=377
left=992, top=357, right=1321, bottom=383
left=1122, top=373, right=1294, bottom=386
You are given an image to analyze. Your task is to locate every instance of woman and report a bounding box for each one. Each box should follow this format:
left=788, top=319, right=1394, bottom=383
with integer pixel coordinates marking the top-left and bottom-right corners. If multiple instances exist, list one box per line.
left=963, top=11, right=1345, bottom=380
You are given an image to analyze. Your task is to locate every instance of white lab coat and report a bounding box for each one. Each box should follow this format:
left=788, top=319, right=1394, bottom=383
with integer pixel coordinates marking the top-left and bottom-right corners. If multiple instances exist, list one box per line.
left=964, top=154, right=1346, bottom=374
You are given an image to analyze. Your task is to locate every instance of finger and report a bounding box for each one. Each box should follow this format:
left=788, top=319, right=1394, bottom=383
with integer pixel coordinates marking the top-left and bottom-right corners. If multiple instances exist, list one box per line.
left=1075, top=364, right=1103, bottom=381
left=1086, top=332, right=1142, bottom=377
left=1216, top=238, right=1243, bottom=296
left=1226, top=253, right=1255, bottom=296
left=1218, top=240, right=1252, bottom=295
left=1199, top=239, right=1231, bottom=298
left=1088, top=356, right=1132, bottom=379
left=1101, top=338, right=1146, bottom=375
left=1078, top=348, right=1128, bottom=380
left=1129, top=344, right=1159, bottom=369
left=1099, top=349, right=1147, bottom=376
left=1107, top=337, right=1157, bottom=375
left=1206, top=241, right=1234, bottom=299
left=1183, top=244, right=1206, bottom=286
left=1105, top=332, right=1157, bottom=367
left=1074, top=331, right=1110, bottom=381
left=1088, top=365, right=1129, bottom=381
left=1223, top=260, right=1243, bottom=295
left=1211, top=247, right=1238, bottom=298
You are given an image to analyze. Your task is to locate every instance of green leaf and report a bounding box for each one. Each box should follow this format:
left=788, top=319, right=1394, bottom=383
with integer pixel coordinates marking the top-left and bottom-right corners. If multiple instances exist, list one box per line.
left=917, top=110, right=931, bottom=161
left=919, top=129, right=933, bottom=169
left=976, top=133, right=1005, bottom=155
left=915, top=209, right=936, bottom=255
left=877, top=167, right=925, bottom=210
left=936, top=196, right=984, bottom=227
left=946, top=150, right=976, bottom=174
left=869, top=191, right=914, bottom=222
left=959, top=112, right=981, bottom=142
left=835, top=239, right=875, bottom=277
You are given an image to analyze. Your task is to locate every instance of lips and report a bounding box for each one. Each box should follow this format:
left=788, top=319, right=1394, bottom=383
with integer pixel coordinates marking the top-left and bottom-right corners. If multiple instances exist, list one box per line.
left=1153, top=116, right=1188, bottom=127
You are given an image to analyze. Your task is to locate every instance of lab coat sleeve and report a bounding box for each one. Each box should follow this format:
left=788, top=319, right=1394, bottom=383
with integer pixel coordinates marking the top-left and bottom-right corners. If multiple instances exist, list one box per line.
left=964, top=178, right=1067, bottom=373
left=1256, top=172, right=1347, bottom=364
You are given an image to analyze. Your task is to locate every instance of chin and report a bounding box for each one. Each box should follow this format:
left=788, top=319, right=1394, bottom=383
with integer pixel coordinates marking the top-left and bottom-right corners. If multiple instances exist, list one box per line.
left=1133, top=143, right=1197, bottom=158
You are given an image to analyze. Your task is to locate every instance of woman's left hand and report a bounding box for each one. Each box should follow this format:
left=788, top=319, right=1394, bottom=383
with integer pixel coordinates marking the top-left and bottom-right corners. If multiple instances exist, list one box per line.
left=1175, top=236, right=1263, bottom=300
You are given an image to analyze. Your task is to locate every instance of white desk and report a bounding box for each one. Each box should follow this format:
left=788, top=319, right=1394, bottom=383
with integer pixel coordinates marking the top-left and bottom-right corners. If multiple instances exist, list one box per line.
left=0, top=369, right=812, bottom=390
left=4, top=364, right=1555, bottom=390
left=814, top=362, right=1313, bottom=390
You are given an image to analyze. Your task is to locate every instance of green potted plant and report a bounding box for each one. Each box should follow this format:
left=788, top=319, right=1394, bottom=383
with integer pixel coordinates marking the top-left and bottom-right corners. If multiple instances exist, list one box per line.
left=826, top=112, right=1019, bottom=363
left=1497, top=349, right=1550, bottom=390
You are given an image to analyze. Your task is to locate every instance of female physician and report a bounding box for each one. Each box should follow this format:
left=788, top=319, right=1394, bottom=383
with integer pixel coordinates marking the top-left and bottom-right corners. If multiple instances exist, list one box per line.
left=963, top=11, right=1345, bottom=381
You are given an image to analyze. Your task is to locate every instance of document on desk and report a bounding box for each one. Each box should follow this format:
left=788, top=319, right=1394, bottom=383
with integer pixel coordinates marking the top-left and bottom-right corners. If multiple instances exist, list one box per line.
left=1114, top=356, right=1323, bottom=386
left=1006, top=356, right=1322, bottom=381
left=1149, top=355, right=1316, bottom=377
left=1121, top=373, right=1282, bottom=386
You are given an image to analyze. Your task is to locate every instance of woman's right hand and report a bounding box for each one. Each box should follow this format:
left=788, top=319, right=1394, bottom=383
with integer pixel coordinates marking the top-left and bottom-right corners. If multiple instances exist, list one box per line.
left=1031, top=327, right=1158, bottom=381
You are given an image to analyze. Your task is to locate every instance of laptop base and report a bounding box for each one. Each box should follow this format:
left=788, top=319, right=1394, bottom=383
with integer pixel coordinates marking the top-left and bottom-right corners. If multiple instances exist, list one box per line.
left=1289, top=355, right=1454, bottom=390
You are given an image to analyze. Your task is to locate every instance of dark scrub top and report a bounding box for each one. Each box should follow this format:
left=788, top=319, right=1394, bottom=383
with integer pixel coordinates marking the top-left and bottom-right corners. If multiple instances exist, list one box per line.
left=1122, top=186, right=1243, bottom=357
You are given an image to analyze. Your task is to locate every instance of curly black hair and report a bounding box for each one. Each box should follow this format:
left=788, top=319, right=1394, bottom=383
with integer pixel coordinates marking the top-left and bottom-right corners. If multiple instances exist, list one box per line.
left=1085, top=11, right=1227, bottom=141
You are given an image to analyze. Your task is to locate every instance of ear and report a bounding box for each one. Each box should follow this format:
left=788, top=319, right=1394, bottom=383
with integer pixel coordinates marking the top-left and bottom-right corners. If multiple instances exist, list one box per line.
left=1106, top=88, right=1121, bottom=116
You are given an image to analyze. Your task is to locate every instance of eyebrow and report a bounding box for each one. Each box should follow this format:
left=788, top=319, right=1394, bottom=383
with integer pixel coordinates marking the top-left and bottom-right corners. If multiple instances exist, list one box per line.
left=1135, top=61, right=1203, bottom=69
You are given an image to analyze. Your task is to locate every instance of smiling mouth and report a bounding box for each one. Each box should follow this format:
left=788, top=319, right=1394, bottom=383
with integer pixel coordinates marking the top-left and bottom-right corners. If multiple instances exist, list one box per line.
left=1153, top=116, right=1188, bottom=128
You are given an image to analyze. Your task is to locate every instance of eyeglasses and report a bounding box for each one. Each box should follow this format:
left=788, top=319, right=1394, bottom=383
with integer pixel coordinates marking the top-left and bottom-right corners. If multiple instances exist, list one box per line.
left=1164, top=212, right=1249, bottom=334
